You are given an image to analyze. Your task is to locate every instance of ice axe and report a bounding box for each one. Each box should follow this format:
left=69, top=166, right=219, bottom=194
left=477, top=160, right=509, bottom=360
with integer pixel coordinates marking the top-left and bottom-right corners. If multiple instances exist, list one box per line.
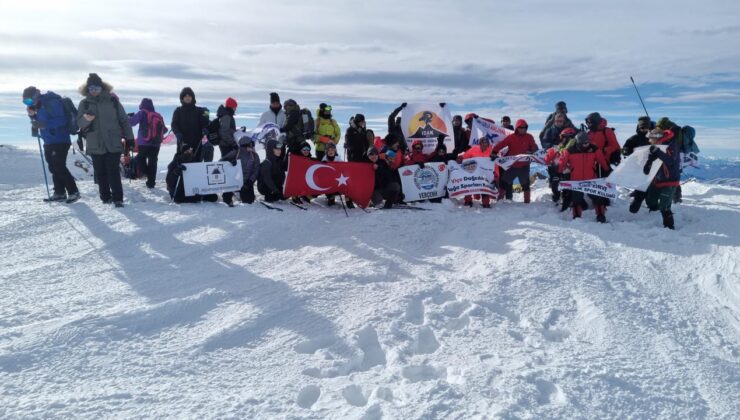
left=630, top=76, right=650, bottom=120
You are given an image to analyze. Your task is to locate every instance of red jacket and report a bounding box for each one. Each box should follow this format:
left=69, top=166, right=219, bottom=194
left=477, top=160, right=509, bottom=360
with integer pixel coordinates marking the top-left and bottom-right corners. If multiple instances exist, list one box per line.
left=559, top=144, right=609, bottom=181
left=405, top=140, right=435, bottom=165
left=461, top=144, right=493, bottom=159
left=587, top=119, right=621, bottom=163
left=492, top=119, right=538, bottom=168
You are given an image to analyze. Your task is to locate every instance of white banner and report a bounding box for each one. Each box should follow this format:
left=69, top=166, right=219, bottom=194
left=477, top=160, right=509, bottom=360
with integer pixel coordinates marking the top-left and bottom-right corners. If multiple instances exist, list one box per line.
left=237, top=123, right=281, bottom=147
left=495, top=151, right=547, bottom=170
left=558, top=178, right=617, bottom=199
left=182, top=161, right=243, bottom=196
left=606, top=145, right=666, bottom=192
left=398, top=162, right=449, bottom=201
left=446, top=157, right=497, bottom=198
left=401, top=103, right=454, bottom=154
left=470, top=117, right=512, bottom=146
left=681, top=152, right=699, bottom=169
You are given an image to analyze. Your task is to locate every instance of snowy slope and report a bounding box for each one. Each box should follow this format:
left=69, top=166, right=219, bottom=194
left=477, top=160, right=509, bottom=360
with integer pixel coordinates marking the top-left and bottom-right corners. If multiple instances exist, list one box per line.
left=1, top=144, right=739, bottom=419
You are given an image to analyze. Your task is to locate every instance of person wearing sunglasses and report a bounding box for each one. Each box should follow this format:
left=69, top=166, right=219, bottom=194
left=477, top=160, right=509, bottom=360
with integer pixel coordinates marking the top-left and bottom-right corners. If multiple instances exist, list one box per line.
left=76, top=73, right=134, bottom=208
left=313, top=103, right=341, bottom=161
left=491, top=119, right=539, bottom=203
left=22, top=86, right=80, bottom=203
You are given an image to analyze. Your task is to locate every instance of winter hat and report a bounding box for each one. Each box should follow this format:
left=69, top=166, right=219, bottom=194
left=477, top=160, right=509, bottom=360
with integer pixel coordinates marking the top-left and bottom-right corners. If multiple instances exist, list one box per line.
left=22, top=86, right=39, bottom=100
left=354, top=113, right=365, bottom=123
left=325, top=141, right=337, bottom=151
left=560, top=127, right=577, bottom=139
left=453, top=115, right=463, bottom=123
left=225, top=97, right=238, bottom=110
left=501, top=116, right=511, bottom=124
left=367, top=146, right=379, bottom=156
left=270, top=92, right=280, bottom=104
left=299, top=141, right=311, bottom=152
left=464, top=113, right=477, bottom=123
left=86, top=73, right=103, bottom=88
left=139, top=98, right=154, bottom=112
left=180, top=87, right=196, bottom=103
left=283, top=99, right=299, bottom=112
left=575, top=131, right=590, bottom=146
left=656, top=117, right=673, bottom=130
left=239, top=136, right=255, bottom=147
left=515, top=119, right=528, bottom=130
left=637, top=116, right=652, bottom=130
left=555, top=101, right=567, bottom=112
left=385, top=150, right=397, bottom=159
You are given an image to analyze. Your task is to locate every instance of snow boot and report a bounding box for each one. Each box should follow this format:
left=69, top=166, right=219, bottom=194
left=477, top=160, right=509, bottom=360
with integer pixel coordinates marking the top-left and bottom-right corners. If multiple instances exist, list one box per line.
left=523, top=190, right=531, bottom=204
left=552, top=190, right=560, bottom=203
left=595, top=205, right=607, bottom=223
left=44, top=193, right=67, bottom=202
left=327, top=196, right=336, bottom=206
left=673, top=186, right=682, bottom=203
left=572, top=205, right=582, bottom=219
left=114, top=201, right=124, bottom=208
left=65, top=192, right=80, bottom=204
left=346, top=199, right=355, bottom=209
left=482, top=195, right=491, bottom=208
left=662, top=210, right=675, bottom=229
left=464, top=196, right=473, bottom=207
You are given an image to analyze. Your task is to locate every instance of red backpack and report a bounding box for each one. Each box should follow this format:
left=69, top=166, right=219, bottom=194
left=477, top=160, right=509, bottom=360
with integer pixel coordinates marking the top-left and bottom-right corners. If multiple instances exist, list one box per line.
left=143, top=110, right=166, bottom=145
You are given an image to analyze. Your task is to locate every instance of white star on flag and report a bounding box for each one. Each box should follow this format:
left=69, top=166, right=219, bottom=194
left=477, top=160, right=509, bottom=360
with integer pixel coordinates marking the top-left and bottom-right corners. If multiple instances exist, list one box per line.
left=336, top=174, right=349, bottom=186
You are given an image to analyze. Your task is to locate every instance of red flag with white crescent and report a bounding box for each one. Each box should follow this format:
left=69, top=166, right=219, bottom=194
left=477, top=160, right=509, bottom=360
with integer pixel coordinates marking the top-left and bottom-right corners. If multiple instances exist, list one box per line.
left=284, top=155, right=375, bottom=208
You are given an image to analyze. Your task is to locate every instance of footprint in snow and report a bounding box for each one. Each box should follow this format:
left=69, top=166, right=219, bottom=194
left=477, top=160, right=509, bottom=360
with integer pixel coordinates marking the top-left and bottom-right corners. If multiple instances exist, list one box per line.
left=342, top=384, right=368, bottom=407
left=296, top=385, right=321, bottom=409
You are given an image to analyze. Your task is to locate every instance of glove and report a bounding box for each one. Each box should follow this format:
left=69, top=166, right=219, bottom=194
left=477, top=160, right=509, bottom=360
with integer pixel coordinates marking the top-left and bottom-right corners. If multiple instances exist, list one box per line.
left=456, top=155, right=463, bottom=164
left=649, top=145, right=658, bottom=154
left=179, top=164, right=188, bottom=171
left=643, top=160, right=652, bottom=175
left=31, top=119, right=46, bottom=129
left=239, top=126, right=246, bottom=132
left=490, top=151, right=498, bottom=158
left=400, top=102, right=407, bottom=108
left=127, top=112, right=134, bottom=118
left=439, top=102, right=446, bottom=108
left=490, top=155, right=497, bottom=161
left=126, top=139, right=135, bottom=151
left=230, top=159, right=237, bottom=166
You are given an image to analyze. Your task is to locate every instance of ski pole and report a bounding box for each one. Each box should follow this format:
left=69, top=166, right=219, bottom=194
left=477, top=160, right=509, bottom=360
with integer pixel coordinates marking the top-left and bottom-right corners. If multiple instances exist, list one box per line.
left=630, top=76, right=650, bottom=120
left=339, top=194, right=349, bottom=217
left=171, top=174, right=182, bottom=203
left=33, top=128, right=52, bottom=202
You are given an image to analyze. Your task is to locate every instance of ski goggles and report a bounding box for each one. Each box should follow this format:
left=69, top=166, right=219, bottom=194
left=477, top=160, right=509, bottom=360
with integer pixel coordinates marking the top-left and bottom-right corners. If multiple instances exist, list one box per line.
left=301, top=146, right=311, bottom=152
left=321, top=105, right=332, bottom=112
left=23, top=97, right=35, bottom=106
left=87, top=85, right=103, bottom=94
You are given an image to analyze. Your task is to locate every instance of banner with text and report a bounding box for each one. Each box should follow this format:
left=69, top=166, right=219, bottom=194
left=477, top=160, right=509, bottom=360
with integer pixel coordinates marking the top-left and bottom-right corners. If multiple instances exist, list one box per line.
left=558, top=178, right=617, bottom=199
left=470, top=117, right=513, bottom=146
left=398, top=162, right=449, bottom=201
left=401, top=103, right=454, bottom=154
left=182, top=161, right=243, bottom=196
left=446, top=157, right=497, bottom=198
left=494, top=150, right=548, bottom=170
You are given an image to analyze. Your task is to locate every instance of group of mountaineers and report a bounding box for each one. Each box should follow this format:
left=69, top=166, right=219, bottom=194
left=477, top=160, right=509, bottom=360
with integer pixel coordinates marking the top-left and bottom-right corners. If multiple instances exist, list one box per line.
left=22, top=73, right=698, bottom=229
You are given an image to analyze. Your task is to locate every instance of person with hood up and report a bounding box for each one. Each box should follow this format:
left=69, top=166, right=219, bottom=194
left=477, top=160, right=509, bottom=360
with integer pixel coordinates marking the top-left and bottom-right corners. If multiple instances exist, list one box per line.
left=258, top=139, right=287, bottom=203
left=258, top=92, right=286, bottom=129
left=368, top=147, right=402, bottom=208
left=171, top=87, right=211, bottom=162
left=539, top=101, right=574, bottom=141
left=491, top=119, right=539, bottom=203
left=313, top=103, right=341, bottom=161
left=405, top=139, right=435, bottom=166
left=623, top=116, right=653, bottom=213
left=585, top=112, right=621, bottom=168
left=76, top=73, right=134, bottom=207
left=213, top=97, right=239, bottom=206
left=558, top=131, right=610, bottom=222
left=22, top=86, right=80, bottom=203
left=282, top=99, right=304, bottom=157
left=128, top=98, right=167, bottom=188
left=237, top=137, right=260, bottom=204
left=345, top=113, right=369, bottom=162
left=642, top=126, right=681, bottom=229
left=456, top=136, right=496, bottom=208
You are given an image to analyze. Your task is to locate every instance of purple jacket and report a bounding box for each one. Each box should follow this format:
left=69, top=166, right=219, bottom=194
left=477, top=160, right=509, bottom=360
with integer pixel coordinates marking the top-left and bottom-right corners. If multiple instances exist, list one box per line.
left=128, top=98, right=167, bottom=146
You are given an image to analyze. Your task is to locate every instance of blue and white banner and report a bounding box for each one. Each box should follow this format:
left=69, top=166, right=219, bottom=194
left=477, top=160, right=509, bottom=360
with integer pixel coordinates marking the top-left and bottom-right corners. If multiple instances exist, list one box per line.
left=446, top=157, right=497, bottom=198
left=236, top=123, right=281, bottom=148
left=398, top=162, right=449, bottom=201
left=494, top=150, right=548, bottom=170
left=470, top=117, right=513, bottom=146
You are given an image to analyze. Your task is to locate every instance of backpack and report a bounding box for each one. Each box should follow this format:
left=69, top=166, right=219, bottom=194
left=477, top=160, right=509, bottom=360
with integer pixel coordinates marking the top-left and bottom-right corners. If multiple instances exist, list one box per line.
left=142, top=109, right=165, bottom=145
left=681, top=125, right=699, bottom=153
left=300, top=108, right=315, bottom=140
left=43, top=94, right=79, bottom=135
left=207, top=118, right=221, bottom=146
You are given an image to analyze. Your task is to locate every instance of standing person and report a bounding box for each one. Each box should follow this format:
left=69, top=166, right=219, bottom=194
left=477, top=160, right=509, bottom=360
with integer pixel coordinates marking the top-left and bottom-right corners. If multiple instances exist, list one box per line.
left=257, top=139, right=286, bottom=202
left=539, top=101, right=573, bottom=141
left=655, top=117, right=688, bottom=203
left=313, top=103, right=341, bottom=161
left=282, top=99, right=305, bottom=157
left=451, top=115, right=468, bottom=155
left=345, top=113, right=369, bottom=162
left=500, top=116, right=514, bottom=131
left=76, top=73, right=134, bottom=207
left=558, top=131, right=610, bottom=222
left=623, top=116, right=653, bottom=213
left=458, top=136, right=495, bottom=208
left=544, top=127, right=577, bottom=203
left=127, top=98, right=167, bottom=188
left=171, top=87, right=211, bottom=162
left=22, top=86, right=80, bottom=203
left=643, top=127, right=681, bottom=229
left=216, top=98, right=239, bottom=206
left=540, top=112, right=572, bottom=149
left=388, top=103, right=408, bottom=152
left=463, top=113, right=478, bottom=145
left=258, top=92, right=286, bottom=129
left=491, top=119, right=539, bottom=203
left=585, top=112, right=621, bottom=168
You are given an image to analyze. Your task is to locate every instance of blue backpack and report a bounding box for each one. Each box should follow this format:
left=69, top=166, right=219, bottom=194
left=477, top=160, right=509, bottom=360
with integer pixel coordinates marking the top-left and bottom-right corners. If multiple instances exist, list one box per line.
left=681, top=125, right=699, bottom=153
left=43, top=93, right=79, bottom=135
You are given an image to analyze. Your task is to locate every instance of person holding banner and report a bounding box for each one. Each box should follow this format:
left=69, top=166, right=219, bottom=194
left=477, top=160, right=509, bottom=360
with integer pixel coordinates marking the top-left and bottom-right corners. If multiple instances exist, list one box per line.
left=558, top=131, right=610, bottom=222
left=544, top=127, right=577, bottom=204
left=623, top=117, right=653, bottom=213
left=405, top=140, right=435, bottom=166
left=585, top=112, right=621, bottom=168
left=458, top=136, right=495, bottom=208
left=642, top=127, right=680, bottom=229
left=491, top=119, right=539, bottom=203
left=257, top=139, right=286, bottom=203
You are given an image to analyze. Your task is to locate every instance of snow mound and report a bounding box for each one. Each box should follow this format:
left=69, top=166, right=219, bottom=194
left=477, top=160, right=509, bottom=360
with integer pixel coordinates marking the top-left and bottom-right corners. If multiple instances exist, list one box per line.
left=1, top=145, right=739, bottom=418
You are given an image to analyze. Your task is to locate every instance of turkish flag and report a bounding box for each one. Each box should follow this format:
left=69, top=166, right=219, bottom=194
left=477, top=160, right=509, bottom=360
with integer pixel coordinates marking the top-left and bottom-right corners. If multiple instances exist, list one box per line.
left=284, top=155, right=375, bottom=207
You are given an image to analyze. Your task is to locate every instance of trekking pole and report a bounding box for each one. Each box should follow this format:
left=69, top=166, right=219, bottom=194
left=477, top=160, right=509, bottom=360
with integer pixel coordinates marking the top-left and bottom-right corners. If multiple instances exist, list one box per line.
left=630, top=76, right=650, bottom=120
left=33, top=127, right=52, bottom=202
left=339, top=195, right=350, bottom=217
left=171, top=174, right=182, bottom=204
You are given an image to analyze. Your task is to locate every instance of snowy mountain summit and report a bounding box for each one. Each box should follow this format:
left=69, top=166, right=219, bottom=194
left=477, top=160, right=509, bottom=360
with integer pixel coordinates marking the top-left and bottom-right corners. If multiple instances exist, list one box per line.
left=1, top=145, right=739, bottom=418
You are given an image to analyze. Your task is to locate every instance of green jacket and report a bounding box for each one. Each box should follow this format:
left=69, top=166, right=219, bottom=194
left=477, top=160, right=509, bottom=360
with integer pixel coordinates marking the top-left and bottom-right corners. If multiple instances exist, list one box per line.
left=313, top=115, right=341, bottom=152
left=77, top=86, right=134, bottom=155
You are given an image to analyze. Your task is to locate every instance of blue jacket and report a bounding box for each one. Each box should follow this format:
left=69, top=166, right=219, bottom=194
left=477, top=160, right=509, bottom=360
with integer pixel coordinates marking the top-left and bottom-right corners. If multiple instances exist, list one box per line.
left=34, top=92, right=71, bottom=145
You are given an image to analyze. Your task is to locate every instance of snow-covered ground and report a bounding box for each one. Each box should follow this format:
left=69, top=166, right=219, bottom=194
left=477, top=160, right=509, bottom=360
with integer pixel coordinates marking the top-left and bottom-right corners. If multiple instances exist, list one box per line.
left=1, top=144, right=739, bottom=419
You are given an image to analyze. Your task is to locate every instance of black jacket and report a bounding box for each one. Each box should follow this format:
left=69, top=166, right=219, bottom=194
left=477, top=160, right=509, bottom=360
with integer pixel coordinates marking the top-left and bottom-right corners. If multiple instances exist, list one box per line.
left=387, top=105, right=408, bottom=152
left=258, top=143, right=286, bottom=195
left=171, top=88, right=209, bottom=152
left=622, top=127, right=650, bottom=157
left=374, top=159, right=400, bottom=190
left=452, top=125, right=468, bottom=155
left=345, top=125, right=369, bottom=162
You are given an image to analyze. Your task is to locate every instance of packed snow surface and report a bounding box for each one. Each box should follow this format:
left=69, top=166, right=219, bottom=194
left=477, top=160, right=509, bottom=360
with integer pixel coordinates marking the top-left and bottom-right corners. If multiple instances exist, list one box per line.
left=1, top=144, right=739, bottom=419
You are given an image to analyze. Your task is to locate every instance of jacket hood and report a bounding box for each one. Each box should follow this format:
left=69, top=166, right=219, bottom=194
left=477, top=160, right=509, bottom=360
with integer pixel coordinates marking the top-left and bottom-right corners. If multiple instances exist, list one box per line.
left=78, top=80, right=113, bottom=96
left=216, top=104, right=234, bottom=118
left=598, top=118, right=608, bottom=130
left=139, top=98, right=155, bottom=112
left=515, top=119, right=528, bottom=130
left=179, top=87, right=196, bottom=105
left=411, top=139, right=424, bottom=150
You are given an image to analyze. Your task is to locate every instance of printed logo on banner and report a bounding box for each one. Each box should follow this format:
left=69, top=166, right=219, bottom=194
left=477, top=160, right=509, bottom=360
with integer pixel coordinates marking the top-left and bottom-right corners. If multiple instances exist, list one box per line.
left=207, top=164, right=226, bottom=185
left=462, top=160, right=478, bottom=173
left=413, top=167, right=440, bottom=191
left=407, top=110, right=448, bottom=139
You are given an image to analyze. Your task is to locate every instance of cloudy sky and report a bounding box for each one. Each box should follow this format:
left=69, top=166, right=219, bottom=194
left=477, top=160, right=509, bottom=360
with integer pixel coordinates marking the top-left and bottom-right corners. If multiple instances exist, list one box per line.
left=2, top=0, right=739, bottom=155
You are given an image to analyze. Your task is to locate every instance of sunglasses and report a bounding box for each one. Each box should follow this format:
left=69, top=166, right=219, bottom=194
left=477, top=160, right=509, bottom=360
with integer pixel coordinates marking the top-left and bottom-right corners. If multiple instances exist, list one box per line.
left=322, top=105, right=332, bottom=112
left=88, top=85, right=102, bottom=94
left=302, top=147, right=311, bottom=152
left=23, top=97, right=35, bottom=106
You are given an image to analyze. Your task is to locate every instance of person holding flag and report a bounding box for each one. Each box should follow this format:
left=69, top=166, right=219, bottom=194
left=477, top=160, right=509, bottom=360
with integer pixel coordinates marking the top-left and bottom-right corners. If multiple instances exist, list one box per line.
left=491, top=119, right=539, bottom=203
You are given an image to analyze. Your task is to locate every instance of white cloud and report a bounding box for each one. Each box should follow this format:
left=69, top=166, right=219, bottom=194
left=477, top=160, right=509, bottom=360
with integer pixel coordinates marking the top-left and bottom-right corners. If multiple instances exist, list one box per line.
left=80, top=29, right=158, bottom=40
